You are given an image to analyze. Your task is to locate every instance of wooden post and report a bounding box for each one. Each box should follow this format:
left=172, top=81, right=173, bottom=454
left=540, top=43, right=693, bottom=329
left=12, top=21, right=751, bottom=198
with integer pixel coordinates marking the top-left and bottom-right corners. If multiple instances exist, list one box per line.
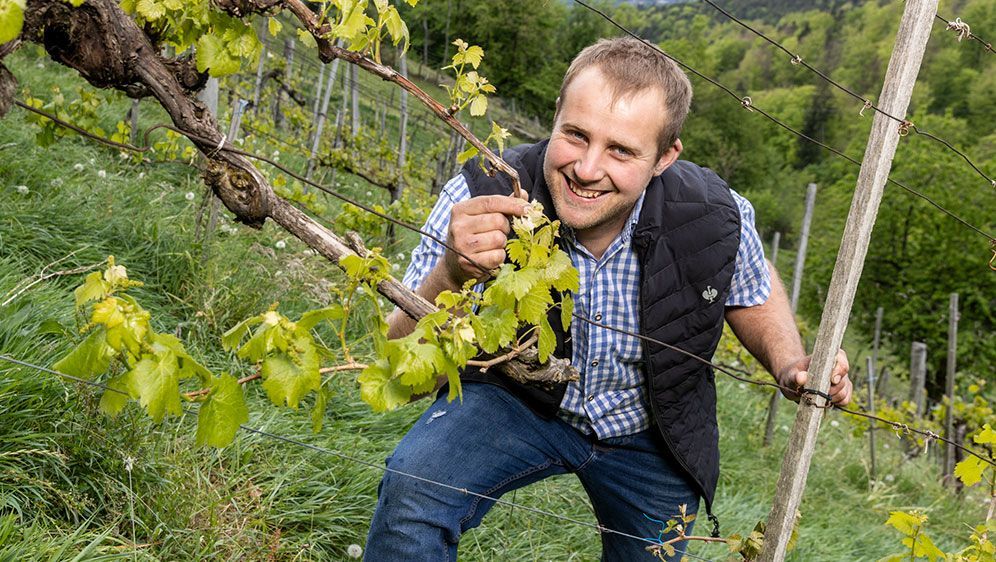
left=770, top=231, right=781, bottom=268
left=762, top=231, right=782, bottom=448
left=127, top=98, right=140, bottom=144
left=871, top=307, right=887, bottom=396
left=273, top=38, right=295, bottom=130
left=201, top=97, right=248, bottom=262
left=790, top=183, right=816, bottom=312
left=397, top=50, right=409, bottom=188
left=764, top=204, right=813, bottom=440
left=909, top=342, right=927, bottom=418
left=350, top=64, right=360, bottom=137
left=866, top=356, right=877, bottom=482
left=252, top=40, right=267, bottom=110
left=306, top=54, right=343, bottom=180
left=943, top=293, right=958, bottom=483
left=311, top=63, right=326, bottom=126
left=763, top=185, right=815, bottom=447
left=758, top=1, right=936, bottom=559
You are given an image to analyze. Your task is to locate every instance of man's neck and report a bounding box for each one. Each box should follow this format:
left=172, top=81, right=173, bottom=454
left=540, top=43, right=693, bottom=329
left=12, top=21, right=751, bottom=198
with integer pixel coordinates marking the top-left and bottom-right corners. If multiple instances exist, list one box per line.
left=575, top=218, right=627, bottom=260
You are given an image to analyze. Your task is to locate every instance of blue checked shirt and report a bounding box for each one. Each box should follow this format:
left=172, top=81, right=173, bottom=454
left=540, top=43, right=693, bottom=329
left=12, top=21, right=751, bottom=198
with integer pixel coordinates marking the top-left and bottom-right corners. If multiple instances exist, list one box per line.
left=402, top=173, right=770, bottom=439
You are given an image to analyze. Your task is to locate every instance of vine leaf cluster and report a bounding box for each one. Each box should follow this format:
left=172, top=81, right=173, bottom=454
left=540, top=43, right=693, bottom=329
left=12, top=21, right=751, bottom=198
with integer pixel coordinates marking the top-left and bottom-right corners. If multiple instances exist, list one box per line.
left=356, top=200, right=580, bottom=411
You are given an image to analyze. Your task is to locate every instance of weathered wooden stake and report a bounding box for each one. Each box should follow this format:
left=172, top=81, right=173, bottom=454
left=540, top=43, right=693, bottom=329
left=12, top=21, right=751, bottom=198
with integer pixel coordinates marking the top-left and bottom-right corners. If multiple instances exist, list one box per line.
left=763, top=186, right=815, bottom=447
left=762, top=231, right=783, bottom=447
left=252, top=40, right=267, bottom=110
left=273, top=38, right=295, bottom=130
left=943, top=293, right=959, bottom=483
left=866, top=356, right=877, bottom=481
left=350, top=64, right=360, bottom=137
left=306, top=53, right=343, bottom=180
left=909, top=341, right=927, bottom=418
left=790, top=184, right=816, bottom=310
left=397, top=50, right=409, bottom=189
left=201, top=97, right=248, bottom=263
left=758, top=1, right=936, bottom=558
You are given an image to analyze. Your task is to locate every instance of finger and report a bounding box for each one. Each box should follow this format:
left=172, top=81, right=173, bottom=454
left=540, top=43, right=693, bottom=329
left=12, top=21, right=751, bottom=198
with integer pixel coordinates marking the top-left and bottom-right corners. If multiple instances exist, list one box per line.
left=452, top=211, right=513, bottom=237
left=831, top=379, right=852, bottom=406
left=467, top=195, right=529, bottom=217
left=462, top=249, right=506, bottom=276
left=794, top=370, right=808, bottom=388
left=463, top=231, right=508, bottom=254
left=516, top=189, right=530, bottom=202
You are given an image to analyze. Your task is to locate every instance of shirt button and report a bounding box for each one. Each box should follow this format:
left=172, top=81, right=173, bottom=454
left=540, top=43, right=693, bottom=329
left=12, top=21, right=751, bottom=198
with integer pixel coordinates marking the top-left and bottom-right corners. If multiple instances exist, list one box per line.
left=594, top=313, right=602, bottom=321
left=590, top=360, right=599, bottom=367
left=586, top=394, right=595, bottom=402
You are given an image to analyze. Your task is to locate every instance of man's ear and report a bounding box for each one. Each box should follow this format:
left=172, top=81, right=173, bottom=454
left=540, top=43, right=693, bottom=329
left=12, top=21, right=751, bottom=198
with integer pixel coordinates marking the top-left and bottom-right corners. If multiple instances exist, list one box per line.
left=653, top=138, right=683, bottom=176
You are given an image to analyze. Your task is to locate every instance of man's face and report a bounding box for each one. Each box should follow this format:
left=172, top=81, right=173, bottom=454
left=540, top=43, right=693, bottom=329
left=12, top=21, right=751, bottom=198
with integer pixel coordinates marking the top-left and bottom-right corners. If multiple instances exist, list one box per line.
left=544, top=67, right=681, bottom=249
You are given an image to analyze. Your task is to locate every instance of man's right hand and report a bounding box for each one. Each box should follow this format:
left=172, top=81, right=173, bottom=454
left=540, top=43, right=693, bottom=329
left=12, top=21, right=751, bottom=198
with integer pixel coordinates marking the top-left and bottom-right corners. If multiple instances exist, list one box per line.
left=441, top=194, right=529, bottom=287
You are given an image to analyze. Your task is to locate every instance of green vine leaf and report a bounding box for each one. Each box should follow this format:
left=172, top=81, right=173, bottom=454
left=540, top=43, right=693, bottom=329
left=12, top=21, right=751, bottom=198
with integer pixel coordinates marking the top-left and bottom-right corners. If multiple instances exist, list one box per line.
left=358, top=358, right=411, bottom=412
left=98, top=374, right=131, bottom=417
left=954, top=455, right=986, bottom=487
left=260, top=350, right=320, bottom=409
left=53, top=326, right=114, bottom=379
left=127, top=351, right=183, bottom=423
left=195, top=373, right=249, bottom=448
left=196, top=34, right=241, bottom=76
left=0, top=0, right=25, bottom=45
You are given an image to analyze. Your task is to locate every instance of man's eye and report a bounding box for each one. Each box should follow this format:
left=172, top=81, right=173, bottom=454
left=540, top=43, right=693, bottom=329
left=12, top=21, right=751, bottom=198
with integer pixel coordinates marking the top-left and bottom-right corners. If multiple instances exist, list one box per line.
left=612, top=146, right=633, bottom=157
left=568, top=130, right=586, bottom=141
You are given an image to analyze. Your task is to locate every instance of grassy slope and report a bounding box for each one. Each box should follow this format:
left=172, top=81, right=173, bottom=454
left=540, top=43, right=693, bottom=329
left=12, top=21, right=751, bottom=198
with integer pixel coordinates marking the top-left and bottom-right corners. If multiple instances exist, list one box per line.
left=0, top=51, right=989, bottom=561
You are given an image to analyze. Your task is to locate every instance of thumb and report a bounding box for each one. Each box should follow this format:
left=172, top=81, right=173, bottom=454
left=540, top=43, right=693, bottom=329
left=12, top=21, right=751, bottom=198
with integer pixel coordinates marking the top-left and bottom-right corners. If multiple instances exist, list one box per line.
left=794, top=370, right=809, bottom=388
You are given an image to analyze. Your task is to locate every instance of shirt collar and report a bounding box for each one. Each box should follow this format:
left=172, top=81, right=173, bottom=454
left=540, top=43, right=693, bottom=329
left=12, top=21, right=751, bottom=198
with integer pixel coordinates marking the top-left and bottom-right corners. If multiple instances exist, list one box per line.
left=562, top=190, right=647, bottom=256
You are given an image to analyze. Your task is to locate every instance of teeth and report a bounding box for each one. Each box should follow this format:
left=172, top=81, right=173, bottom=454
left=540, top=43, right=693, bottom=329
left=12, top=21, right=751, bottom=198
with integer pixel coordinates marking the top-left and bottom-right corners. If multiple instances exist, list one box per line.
left=567, top=179, right=602, bottom=199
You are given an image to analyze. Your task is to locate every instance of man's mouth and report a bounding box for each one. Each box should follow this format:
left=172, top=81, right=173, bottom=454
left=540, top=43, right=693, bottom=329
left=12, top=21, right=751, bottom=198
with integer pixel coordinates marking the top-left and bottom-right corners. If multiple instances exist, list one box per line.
left=566, top=176, right=606, bottom=200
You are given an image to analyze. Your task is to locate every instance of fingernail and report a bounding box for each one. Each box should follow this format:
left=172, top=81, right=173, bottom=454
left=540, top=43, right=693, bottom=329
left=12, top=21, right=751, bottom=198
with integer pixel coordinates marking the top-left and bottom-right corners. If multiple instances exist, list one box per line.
left=832, top=376, right=840, bottom=384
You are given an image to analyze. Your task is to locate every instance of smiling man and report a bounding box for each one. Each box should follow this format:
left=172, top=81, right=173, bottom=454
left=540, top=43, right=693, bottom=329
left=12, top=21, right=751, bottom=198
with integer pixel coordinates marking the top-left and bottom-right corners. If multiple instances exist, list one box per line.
left=364, top=38, right=852, bottom=561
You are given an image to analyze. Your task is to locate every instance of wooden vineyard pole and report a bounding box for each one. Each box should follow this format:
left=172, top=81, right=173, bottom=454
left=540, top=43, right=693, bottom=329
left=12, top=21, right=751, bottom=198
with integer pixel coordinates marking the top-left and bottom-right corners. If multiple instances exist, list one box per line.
left=872, top=307, right=886, bottom=395
left=307, top=51, right=344, bottom=180
left=762, top=184, right=815, bottom=447
left=790, top=184, right=817, bottom=312
left=866, top=356, right=877, bottom=481
left=910, top=342, right=927, bottom=418
left=758, top=1, right=937, bottom=559
left=943, top=293, right=959, bottom=484
left=762, top=231, right=782, bottom=447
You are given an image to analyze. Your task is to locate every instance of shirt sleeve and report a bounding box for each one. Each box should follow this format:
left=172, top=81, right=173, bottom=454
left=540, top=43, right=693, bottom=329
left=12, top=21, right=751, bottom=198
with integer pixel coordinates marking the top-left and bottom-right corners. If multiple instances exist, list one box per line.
left=401, top=174, right=472, bottom=291
left=725, top=190, right=771, bottom=307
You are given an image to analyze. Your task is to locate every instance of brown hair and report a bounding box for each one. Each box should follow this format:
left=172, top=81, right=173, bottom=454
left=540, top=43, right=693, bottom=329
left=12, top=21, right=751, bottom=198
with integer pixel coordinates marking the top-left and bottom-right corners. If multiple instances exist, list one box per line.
left=557, top=37, right=693, bottom=156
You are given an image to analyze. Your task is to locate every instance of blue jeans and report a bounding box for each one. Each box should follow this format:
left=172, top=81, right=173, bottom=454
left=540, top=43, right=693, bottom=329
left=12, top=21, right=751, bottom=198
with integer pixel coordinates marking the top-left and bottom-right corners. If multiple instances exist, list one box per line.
left=365, top=383, right=699, bottom=561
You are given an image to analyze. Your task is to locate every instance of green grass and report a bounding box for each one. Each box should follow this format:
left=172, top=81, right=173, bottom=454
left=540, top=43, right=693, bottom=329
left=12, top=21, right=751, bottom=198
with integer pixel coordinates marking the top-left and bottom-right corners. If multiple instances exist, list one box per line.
left=0, top=48, right=991, bottom=562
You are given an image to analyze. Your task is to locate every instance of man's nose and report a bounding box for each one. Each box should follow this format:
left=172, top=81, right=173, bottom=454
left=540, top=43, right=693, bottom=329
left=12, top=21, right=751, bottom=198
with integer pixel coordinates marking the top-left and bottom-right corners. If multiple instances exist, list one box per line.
left=573, top=147, right=605, bottom=183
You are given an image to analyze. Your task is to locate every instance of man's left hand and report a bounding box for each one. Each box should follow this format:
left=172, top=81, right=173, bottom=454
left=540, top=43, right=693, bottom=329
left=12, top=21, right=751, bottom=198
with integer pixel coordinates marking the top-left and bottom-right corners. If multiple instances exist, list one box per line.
left=777, top=349, right=852, bottom=406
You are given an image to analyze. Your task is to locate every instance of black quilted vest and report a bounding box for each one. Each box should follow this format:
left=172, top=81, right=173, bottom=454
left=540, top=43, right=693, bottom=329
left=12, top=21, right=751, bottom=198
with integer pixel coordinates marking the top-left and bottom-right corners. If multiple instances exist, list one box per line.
left=458, top=141, right=741, bottom=514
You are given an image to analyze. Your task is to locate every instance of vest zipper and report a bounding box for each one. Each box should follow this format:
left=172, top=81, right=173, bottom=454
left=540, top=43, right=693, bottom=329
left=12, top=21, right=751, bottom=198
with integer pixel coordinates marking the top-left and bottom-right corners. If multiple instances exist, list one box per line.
left=633, top=232, right=721, bottom=538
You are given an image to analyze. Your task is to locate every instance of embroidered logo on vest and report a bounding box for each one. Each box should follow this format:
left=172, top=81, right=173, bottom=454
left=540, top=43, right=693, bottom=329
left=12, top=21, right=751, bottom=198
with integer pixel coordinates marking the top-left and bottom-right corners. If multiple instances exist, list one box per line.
left=701, top=286, right=718, bottom=303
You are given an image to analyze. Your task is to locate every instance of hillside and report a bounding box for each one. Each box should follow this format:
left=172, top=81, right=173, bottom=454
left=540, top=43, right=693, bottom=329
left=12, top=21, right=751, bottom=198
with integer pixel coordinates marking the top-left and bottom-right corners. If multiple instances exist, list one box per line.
left=1, top=0, right=994, bottom=560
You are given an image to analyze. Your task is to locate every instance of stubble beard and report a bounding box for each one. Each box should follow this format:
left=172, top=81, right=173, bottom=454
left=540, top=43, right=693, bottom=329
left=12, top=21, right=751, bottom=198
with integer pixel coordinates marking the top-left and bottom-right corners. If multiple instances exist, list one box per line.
left=544, top=167, right=635, bottom=239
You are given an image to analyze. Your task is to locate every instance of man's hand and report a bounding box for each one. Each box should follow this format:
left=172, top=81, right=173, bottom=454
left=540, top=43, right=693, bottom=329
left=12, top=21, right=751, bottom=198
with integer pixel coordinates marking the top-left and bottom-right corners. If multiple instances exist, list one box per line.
left=776, top=349, right=852, bottom=406
left=442, top=193, right=529, bottom=287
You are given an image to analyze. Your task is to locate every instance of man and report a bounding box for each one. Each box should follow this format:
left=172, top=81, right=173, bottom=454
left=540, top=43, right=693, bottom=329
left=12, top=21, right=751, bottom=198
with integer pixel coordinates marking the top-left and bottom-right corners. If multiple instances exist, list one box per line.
left=365, top=37, right=851, bottom=561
